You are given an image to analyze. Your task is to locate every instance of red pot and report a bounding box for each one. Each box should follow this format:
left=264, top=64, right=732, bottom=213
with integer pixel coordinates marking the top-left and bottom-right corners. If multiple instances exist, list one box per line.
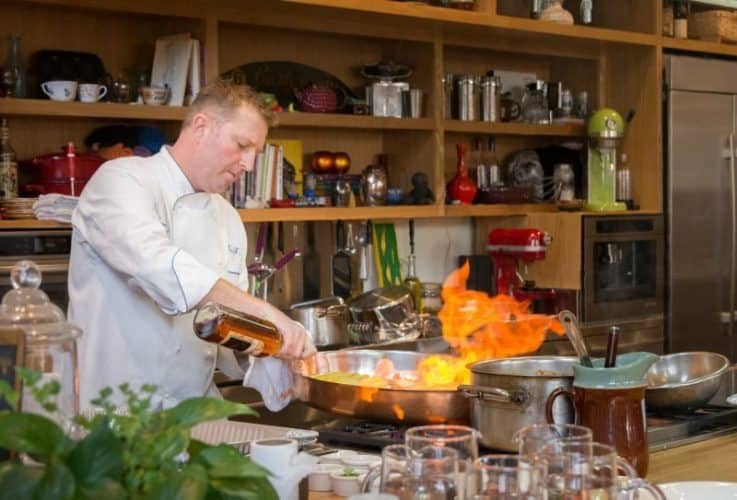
left=20, top=142, right=104, bottom=196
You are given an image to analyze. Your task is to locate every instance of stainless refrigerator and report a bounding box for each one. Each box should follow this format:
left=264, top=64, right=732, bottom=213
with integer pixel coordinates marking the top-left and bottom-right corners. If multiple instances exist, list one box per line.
left=666, top=54, right=737, bottom=360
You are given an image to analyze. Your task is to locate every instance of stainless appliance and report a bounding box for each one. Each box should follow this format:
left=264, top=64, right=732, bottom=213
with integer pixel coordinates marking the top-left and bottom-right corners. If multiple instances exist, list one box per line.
left=0, top=229, right=71, bottom=311
left=665, top=54, right=737, bottom=361
left=539, top=214, right=665, bottom=357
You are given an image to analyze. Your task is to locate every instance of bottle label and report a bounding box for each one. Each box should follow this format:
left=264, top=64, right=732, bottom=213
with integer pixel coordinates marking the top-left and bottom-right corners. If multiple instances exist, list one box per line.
left=222, top=330, right=265, bottom=355
left=0, top=163, right=18, bottom=199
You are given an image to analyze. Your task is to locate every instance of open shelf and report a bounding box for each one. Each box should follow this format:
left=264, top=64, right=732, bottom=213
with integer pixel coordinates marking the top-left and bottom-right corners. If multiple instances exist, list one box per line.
left=445, top=204, right=558, bottom=217
left=277, top=113, right=435, bottom=130
left=0, top=98, right=187, bottom=121
left=661, top=37, right=737, bottom=57
left=0, top=219, right=70, bottom=229
left=238, top=205, right=443, bottom=222
left=444, top=120, right=585, bottom=137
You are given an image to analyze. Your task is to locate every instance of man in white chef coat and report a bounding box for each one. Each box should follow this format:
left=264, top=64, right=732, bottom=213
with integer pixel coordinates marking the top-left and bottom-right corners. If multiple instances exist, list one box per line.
left=68, top=80, right=313, bottom=412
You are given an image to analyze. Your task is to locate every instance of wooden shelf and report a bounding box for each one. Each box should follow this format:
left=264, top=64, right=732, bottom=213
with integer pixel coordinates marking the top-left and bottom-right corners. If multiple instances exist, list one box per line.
left=0, top=219, right=70, bottom=229
left=661, top=37, right=737, bottom=57
left=445, top=204, right=558, bottom=217
left=444, top=120, right=585, bottom=137
left=0, top=98, right=187, bottom=121
left=276, top=112, right=435, bottom=130
left=237, top=205, right=443, bottom=222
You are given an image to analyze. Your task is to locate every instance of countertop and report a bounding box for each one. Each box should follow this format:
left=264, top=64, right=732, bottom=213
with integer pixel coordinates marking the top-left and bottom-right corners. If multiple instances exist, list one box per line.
left=307, top=432, right=737, bottom=499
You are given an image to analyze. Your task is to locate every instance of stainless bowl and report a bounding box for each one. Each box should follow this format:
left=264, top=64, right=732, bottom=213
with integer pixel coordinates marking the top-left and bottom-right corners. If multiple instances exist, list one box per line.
left=646, top=352, right=730, bottom=413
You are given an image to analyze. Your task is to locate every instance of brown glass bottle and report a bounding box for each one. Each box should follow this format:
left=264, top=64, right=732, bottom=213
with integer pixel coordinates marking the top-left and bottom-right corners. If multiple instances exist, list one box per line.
left=193, top=303, right=283, bottom=357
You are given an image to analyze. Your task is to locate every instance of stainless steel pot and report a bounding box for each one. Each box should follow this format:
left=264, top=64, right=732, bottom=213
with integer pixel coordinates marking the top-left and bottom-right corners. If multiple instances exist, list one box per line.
left=459, top=356, right=576, bottom=451
left=287, top=297, right=349, bottom=348
left=347, top=285, right=420, bottom=343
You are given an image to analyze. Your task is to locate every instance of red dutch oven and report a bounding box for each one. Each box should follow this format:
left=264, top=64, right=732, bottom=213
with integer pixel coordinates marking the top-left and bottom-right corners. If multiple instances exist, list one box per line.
left=20, top=143, right=105, bottom=196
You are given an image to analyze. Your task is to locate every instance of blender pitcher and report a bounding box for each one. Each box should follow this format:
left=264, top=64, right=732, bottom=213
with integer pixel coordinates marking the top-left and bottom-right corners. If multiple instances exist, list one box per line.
left=0, top=260, right=82, bottom=430
left=585, top=108, right=627, bottom=211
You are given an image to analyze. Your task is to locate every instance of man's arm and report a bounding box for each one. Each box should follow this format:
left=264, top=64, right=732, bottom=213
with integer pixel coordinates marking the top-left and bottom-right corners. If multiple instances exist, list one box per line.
left=199, top=278, right=313, bottom=360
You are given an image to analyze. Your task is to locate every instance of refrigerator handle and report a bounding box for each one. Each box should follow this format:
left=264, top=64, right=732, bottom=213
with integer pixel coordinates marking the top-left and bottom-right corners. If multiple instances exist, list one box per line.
left=729, top=134, right=736, bottom=338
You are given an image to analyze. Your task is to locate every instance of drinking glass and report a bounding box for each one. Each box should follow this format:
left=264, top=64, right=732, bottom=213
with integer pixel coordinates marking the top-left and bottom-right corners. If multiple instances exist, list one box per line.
left=406, top=425, right=478, bottom=499
left=540, top=442, right=666, bottom=500
left=513, top=423, right=592, bottom=456
left=362, top=444, right=459, bottom=500
left=472, top=454, right=546, bottom=499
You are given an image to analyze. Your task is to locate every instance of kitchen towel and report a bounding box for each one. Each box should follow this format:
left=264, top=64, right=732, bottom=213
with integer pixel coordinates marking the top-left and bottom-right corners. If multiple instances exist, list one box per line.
left=33, top=193, right=79, bottom=223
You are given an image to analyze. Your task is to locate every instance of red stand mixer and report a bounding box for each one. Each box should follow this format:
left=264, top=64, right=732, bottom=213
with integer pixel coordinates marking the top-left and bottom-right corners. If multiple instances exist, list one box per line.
left=486, top=227, right=576, bottom=314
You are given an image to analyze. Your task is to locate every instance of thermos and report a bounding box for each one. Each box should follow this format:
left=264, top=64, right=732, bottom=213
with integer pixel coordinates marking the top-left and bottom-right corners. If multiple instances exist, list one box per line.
left=457, top=75, right=480, bottom=121
left=480, top=75, right=501, bottom=122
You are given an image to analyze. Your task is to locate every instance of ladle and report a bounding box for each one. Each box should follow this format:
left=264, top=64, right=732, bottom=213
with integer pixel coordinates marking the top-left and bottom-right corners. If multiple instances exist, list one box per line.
left=558, top=310, right=593, bottom=367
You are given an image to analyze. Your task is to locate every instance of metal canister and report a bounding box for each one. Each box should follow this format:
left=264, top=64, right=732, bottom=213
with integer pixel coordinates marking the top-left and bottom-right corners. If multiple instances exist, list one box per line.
left=456, top=74, right=480, bottom=121
left=480, top=75, right=501, bottom=122
left=442, top=73, right=455, bottom=119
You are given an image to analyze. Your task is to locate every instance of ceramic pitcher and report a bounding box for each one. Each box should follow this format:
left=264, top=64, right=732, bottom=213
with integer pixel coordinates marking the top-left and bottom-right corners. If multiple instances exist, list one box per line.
left=545, top=351, right=658, bottom=477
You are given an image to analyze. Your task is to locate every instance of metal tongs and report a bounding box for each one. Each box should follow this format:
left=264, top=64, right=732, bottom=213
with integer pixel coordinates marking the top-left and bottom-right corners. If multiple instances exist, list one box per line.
left=558, top=310, right=593, bottom=367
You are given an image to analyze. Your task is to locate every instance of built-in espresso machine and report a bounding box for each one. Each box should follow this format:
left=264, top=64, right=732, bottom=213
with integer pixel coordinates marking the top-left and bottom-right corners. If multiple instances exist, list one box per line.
left=486, top=215, right=665, bottom=356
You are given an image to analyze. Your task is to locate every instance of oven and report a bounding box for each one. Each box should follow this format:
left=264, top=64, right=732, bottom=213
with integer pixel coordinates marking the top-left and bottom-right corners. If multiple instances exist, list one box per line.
left=582, top=215, right=664, bottom=323
left=0, top=229, right=72, bottom=312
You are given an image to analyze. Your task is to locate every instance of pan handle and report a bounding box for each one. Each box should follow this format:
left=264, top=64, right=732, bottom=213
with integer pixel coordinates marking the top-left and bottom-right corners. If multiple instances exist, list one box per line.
left=459, top=384, right=529, bottom=406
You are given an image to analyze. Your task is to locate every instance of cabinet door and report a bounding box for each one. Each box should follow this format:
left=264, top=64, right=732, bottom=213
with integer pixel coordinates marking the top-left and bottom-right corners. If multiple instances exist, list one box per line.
left=667, top=90, right=736, bottom=359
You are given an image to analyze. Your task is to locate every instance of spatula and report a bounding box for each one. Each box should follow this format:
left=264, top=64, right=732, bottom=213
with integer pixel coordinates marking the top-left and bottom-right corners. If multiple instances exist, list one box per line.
left=332, top=220, right=352, bottom=299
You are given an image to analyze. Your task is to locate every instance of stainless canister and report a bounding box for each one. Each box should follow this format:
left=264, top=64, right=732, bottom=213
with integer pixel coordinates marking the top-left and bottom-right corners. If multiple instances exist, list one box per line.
left=480, top=75, right=501, bottom=122
left=442, top=73, right=455, bottom=119
left=457, top=74, right=480, bottom=121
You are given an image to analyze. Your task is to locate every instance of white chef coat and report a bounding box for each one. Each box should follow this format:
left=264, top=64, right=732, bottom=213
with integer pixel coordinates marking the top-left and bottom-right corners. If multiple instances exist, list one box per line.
left=69, top=146, right=292, bottom=411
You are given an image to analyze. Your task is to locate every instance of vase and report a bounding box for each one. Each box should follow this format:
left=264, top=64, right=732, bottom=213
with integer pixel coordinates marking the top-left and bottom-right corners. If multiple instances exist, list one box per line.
left=447, top=143, right=477, bottom=205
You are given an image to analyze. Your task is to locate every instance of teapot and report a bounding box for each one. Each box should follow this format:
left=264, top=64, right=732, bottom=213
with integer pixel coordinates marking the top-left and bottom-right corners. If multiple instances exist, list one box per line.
left=293, top=84, right=343, bottom=113
left=545, top=351, right=658, bottom=477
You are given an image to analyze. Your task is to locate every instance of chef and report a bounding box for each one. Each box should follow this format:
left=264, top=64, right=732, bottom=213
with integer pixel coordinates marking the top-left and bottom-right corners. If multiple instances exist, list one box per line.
left=68, top=80, right=313, bottom=412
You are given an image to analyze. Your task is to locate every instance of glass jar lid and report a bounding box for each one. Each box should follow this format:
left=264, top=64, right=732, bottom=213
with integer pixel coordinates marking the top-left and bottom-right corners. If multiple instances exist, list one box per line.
left=0, top=260, right=81, bottom=343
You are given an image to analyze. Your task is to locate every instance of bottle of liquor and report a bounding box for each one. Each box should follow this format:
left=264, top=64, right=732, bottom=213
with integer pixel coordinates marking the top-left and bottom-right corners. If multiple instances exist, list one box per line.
left=674, top=0, right=688, bottom=39
left=0, top=118, right=18, bottom=200
left=193, top=302, right=283, bottom=357
left=403, top=219, right=423, bottom=312
left=3, top=36, right=27, bottom=98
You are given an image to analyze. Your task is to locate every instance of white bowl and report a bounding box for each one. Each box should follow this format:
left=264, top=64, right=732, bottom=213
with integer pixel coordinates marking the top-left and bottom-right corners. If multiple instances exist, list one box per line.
left=330, top=470, right=365, bottom=497
left=308, top=463, right=342, bottom=492
left=319, top=449, right=358, bottom=465
left=286, top=428, right=319, bottom=446
left=341, top=453, right=381, bottom=470
left=640, top=481, right=737, bottom=500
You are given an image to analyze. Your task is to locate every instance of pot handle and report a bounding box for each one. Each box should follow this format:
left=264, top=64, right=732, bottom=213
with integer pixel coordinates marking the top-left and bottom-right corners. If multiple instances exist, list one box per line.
left=545, top=386, right=576, bottom=424
left=458, top=384, right=529, bottom=406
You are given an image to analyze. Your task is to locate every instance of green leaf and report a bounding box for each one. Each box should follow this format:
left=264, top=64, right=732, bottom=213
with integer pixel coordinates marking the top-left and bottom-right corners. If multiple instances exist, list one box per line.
left=161, top=398, right=258, bottom=429
left=76, top=478, right=126, bottom=500
left=144, top=463, right=208, bottom=500
left=67, top=419, right=124, bottom=486
left=136, top=426, right=190, bottom=467
left=31, top=462, right=75, bottom=500
left=196, top=446, right=270, bottom=479
left=0, top=413, right=73, bottom=460
left=208, top=477, right=277, bottom=500
left=0, top=380, right=20, bottom=410
left=187, top=438, right=209, bottom=459
left=0, top=462, right=43, bottom=500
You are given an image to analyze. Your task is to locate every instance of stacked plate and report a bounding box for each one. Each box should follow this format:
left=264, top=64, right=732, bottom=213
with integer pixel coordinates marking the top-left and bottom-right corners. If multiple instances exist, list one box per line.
left=1, top=197, right=37, bottom=219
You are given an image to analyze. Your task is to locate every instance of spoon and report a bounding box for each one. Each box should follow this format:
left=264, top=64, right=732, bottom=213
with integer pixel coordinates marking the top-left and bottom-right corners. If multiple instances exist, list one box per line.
left=558, top=310, right=593, bottom=367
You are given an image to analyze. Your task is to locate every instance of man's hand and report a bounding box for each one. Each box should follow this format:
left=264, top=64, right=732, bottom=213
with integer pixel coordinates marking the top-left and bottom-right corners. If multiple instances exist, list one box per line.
left=269, top=310, right=316, bottom=360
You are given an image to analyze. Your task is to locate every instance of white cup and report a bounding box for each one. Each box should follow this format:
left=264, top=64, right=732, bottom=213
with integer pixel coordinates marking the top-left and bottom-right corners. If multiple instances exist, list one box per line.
left=250, top=438, right=298, bottom=476
left=78, top=83, right=108, bottom=103
left=41, top=80, right=78, bottom=102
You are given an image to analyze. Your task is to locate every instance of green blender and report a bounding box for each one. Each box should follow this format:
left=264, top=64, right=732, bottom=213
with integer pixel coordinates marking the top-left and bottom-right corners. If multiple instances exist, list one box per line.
left=585, top=108, right=627, bottom=211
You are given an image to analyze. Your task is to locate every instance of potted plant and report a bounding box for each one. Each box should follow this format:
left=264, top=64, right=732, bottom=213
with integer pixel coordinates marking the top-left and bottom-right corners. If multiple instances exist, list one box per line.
left=0, top=368, right=277, bottom=499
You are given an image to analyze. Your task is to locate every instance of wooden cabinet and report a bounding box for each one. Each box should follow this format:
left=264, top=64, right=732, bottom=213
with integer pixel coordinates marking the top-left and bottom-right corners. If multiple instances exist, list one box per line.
left=0, top=0, right=729, bottom=285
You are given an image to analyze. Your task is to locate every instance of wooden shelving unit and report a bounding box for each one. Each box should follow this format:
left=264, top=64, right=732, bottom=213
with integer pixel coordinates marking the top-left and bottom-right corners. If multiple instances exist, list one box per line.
left=0, top=98, right=188, bottom=121
left=661, top=37, right=737, bottom=57
left=444, top=120, right=585, bottom=136
left=277, top=113, right=434, bottom=130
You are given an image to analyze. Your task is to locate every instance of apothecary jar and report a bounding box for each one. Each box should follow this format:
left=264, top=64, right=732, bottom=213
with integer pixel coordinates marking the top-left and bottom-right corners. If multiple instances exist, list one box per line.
left=0, top=260, right=81, bottom=430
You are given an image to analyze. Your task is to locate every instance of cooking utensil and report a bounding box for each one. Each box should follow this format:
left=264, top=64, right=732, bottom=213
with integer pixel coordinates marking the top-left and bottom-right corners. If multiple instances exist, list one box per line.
left=292, top=350, right=470, bottom=425
left=331, top=221, right=352, bottom=299
left=604, top=325, right=620, bottom=368
left=459, top=356, right=576, bottom=452
left=646, top=351, right=730, bottom=414
left=347, top=285, right=420, bottom=344
left=557, top=310, right=593, bottom=367
left=286, top=296, right=349, bottom=348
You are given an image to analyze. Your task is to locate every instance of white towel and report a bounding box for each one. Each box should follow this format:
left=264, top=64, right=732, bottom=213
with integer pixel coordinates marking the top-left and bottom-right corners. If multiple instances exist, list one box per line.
left=32, top=194, right=79, bottom=223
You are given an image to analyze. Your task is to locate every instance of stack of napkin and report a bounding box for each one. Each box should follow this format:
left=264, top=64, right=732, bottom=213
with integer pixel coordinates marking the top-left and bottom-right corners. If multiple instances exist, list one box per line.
left=32, top=194, right=79, bottom=223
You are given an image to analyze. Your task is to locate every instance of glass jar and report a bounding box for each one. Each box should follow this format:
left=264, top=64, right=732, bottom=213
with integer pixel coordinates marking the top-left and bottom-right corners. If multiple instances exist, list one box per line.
left=419, top=283, right=443, bottom=338
left=0, top=261, right=82, bottom=430
left=521, top=81, right=549, bottom=124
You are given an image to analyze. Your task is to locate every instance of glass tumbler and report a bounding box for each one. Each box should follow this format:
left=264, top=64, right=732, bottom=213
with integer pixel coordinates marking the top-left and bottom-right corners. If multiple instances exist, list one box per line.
left=473, top=454, right=546, bottom=499
left=513, top=423, right=592, bottom=456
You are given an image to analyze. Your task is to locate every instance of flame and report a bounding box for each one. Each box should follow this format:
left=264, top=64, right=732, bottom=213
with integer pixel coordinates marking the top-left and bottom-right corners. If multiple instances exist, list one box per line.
left=392, top=404, right=405, bottom=420
left=415, top=260, right=564, bottom=386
